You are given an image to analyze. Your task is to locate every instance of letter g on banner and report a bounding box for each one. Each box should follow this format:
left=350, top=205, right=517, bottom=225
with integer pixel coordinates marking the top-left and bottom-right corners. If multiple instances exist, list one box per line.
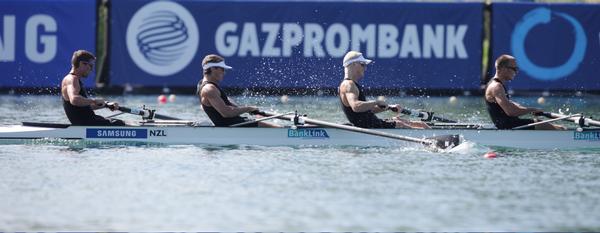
left=511, top=7, right=587, bottom=81
left=126, top=1, right=199, bottom=76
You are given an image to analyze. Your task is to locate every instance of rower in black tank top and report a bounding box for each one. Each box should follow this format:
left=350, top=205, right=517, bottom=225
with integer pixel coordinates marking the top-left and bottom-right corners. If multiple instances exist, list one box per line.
left=340, top=79, right=395, bottom=128
left=485, top=78, right=533, bottom=129
left=197, top=81, right=257, bottom=127
left=62, top=77, right=125, bottom=126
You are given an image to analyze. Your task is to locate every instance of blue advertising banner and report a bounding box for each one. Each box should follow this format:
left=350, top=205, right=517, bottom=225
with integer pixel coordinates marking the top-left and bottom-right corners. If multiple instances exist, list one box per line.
left=0, top=0, right=96, bottom=88
left=110, top=1, right=483, bottom=89
left=491, top=3, right=600, bottom=90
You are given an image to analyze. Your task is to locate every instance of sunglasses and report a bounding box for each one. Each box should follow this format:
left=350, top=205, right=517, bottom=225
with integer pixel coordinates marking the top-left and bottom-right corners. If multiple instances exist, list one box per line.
left=82, top=61, right=95, bottom=69
left=506, top=66, right=519, bottom=73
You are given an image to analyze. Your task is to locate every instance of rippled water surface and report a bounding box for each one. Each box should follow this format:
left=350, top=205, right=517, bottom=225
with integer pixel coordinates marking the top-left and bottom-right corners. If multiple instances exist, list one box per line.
left=1, top=94, right=599, bottom=231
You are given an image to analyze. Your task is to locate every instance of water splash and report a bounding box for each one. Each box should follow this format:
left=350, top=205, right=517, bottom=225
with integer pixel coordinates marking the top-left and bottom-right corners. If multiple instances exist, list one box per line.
left=444, top=140, right=490, bottom=155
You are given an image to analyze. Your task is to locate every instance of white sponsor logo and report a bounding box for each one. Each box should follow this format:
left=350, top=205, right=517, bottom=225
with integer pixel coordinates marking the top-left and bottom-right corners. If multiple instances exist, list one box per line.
left=215, top=22, right=468, bottom=59
left=1, top=14, right=57, bottom=63
left=126, top=1, right=199, bottom=76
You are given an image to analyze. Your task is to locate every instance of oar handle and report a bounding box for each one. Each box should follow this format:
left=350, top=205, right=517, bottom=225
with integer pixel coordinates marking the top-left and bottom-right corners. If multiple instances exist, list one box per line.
left=100, top=101, right=118, bottom=111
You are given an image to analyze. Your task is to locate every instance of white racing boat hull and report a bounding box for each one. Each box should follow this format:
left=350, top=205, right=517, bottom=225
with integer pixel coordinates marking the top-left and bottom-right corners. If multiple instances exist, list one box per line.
left=0, top=123, right=598, bottom=150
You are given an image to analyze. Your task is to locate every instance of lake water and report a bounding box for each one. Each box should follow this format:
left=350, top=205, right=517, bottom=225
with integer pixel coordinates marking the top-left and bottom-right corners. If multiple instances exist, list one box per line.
left=1, top=94, right=599, bottom=231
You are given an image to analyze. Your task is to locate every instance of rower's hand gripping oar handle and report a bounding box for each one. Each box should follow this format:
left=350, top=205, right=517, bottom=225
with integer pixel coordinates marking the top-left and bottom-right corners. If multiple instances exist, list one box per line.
left=102, top=102, right=118, bottom=111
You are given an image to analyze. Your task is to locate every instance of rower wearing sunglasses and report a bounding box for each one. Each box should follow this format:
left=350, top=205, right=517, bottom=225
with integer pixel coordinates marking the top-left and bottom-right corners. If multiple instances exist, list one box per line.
left=338, top=51, right=429, bottom=129
left=485, top=54, right=565, bottom=130
left=61, top=50, right=125, bottom=126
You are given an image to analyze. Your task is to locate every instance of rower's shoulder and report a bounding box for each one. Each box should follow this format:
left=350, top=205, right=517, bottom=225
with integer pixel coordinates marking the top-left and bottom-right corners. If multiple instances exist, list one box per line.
left=200, top=83, right=220, bottom=96
left=485, top=82, right=506, bottom=101
left=485, top=80, right=502, bottom=91
left=339, top=79, right=357, bottom=91
left=62, top=74, right=78, bottom=85
left=341, top=79, right=355, bottom=84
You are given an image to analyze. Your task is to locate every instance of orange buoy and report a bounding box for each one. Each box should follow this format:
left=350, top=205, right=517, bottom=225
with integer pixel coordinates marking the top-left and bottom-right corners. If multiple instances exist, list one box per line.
left=484, top=151, right=497, bottom=159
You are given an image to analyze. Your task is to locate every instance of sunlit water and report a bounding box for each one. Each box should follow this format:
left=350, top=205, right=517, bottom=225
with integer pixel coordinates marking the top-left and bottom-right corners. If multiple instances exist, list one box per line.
left=1, top=94, right=599, bottom=231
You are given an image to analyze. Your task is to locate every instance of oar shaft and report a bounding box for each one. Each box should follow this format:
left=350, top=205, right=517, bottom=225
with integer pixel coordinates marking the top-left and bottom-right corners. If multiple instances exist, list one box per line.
left=261, top=111, right=432, bottom=145
left=512, top=113, right=580, bottom=130
left=302, top=117, right=431, bottom=144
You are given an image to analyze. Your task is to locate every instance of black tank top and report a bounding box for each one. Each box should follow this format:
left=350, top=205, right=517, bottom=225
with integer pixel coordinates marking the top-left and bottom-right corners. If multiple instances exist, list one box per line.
left=63, top=78, right=97, bottom=125
left=197, top=81, right=249, bottom=127
left=485, top=78, right=532, bottom=129
left=340, top=80, right=395, bottom=128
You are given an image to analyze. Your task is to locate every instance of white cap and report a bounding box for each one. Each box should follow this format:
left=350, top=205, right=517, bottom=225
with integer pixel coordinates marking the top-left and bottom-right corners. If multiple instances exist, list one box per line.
left=202, top=61, right=233, bottom=70
left=343, top=51, right=373, bottom=67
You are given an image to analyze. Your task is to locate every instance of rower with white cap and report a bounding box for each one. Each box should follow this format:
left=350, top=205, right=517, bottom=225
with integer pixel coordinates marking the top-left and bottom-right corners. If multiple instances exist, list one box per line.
left=197, top=54, right=280, bottom=127
left=338, top=51, right=429, bottom=129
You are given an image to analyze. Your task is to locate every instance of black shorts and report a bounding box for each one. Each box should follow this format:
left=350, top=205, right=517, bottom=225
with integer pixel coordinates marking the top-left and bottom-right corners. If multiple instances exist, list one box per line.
left=372, top=120, right=396, bottom=129
left=495, top=118, right=535, bottom=130
left=230, top=120, right=259, bottom=127
left=72, top=115, right=126, bottom=126
left=215, top=117, right=258, bottom=127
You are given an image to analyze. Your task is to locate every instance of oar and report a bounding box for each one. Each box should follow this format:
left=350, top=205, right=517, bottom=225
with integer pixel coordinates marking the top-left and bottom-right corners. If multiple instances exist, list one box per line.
left=259, top=111, right=460, bottom=150
left=105, top=112, right=126, bottom=119
left=110, top=104, right=181, bottom=120
left=230, top=111, right=295, bottom=127
left=384, top=106, right=457, bottom=123
left=512, top=113, right=581, bottom=129
left=535, top=112, right=600, bottom=127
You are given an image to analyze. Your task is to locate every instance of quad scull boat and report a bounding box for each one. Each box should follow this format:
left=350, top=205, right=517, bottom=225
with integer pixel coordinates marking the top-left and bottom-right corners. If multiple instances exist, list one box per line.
left=0, top=120, right=598, bottom=150
left=0, top=106, right=597, bottom=150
